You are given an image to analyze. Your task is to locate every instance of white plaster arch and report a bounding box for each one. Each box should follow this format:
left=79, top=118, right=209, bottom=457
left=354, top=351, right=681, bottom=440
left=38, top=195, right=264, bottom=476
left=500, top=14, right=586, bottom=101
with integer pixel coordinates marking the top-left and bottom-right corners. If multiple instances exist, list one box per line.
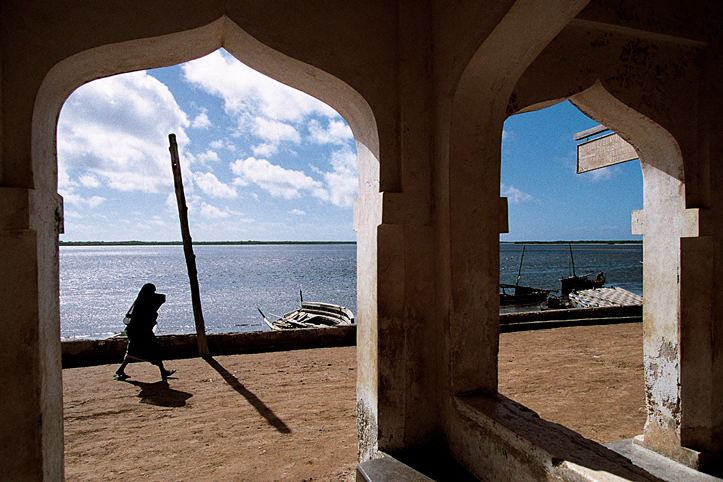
left=30, top=16, right=383, bottom=472
left=445, top=0, right=591, bottom=396
left=569, top=80, right=705, bottom=463
left=570, top=80, right=684, bottom=183
left=511, top=80, right=709, bottom=465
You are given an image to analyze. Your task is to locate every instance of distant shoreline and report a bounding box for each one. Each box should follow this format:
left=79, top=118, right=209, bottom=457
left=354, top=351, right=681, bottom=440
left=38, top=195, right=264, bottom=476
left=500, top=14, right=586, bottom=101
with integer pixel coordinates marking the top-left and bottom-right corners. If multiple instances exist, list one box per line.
left=59, top=240, right=641, bottom=247
left=59, top=240, right=357, bottom=246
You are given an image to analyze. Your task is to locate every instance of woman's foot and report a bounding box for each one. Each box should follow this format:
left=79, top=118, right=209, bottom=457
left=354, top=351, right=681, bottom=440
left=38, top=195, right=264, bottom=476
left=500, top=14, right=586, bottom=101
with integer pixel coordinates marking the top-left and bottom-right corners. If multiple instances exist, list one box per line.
left=113, top=371, right=129, bottom=381
left=161, top=369, right=176, bottom=380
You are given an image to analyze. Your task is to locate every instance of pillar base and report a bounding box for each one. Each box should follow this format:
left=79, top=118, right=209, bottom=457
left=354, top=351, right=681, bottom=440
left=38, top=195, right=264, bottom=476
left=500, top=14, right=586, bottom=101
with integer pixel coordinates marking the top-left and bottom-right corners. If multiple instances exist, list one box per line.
left=634, top=435, right=722, bottom=476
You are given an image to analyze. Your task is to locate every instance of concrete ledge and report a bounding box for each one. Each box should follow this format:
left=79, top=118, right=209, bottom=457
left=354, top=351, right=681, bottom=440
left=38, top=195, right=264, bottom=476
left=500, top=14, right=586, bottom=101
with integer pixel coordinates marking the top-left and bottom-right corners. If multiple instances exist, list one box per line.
left=606, top=439, right=723, bottom=482
left=453, top=394, right=665, bottom=481
left=357, top=451, right=478, bottom=482
left=357, top=454, right=436, bottom=482
left=62, top=325, right=356, bottom=368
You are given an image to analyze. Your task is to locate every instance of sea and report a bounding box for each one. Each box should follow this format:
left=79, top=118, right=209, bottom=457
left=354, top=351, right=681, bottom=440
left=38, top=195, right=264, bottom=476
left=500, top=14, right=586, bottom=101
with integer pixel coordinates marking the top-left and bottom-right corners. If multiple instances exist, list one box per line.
left=60, top=242, right=642, bottom=340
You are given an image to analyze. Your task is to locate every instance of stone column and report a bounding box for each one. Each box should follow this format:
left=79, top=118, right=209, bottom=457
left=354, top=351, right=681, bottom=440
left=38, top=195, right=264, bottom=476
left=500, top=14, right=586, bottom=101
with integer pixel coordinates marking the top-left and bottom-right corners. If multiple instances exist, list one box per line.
left=0, top=187, right=64, bottom=481
left=632, top=162, right=720, bottom=471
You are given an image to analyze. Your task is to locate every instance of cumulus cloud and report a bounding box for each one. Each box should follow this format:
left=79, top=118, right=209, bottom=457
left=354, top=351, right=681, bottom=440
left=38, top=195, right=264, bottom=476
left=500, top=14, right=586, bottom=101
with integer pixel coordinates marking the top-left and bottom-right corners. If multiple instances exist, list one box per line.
left=62, top=192, right=106, bottom=208
left=58, top=70, right=190, bottom=193
left=78, top=175, right=100, bottom=188
left=194, top=171, right=238, bottom=199
left=190, top=111, right=211, bottom=129
left=501, top=184, right=532, bottom=204
left=308, top=119, right=354, bottom=145
left=231, top=148, right=358, bottom=208
left=181, top=50, right=337, bottom=123
left=210, top=138, right=236, bottom=152
left=291, top=209, right=306, bottom=216
left=199, top=202, right=230, bottom=219
left=231, top=157, right=324, bottom=199
left=252, top=117, right=301, bottom=144
left=251, top=143, right=279, bottom=157
left=196, top=149, right=221, bottom=163
left=317, top=148, right=358, bottom=208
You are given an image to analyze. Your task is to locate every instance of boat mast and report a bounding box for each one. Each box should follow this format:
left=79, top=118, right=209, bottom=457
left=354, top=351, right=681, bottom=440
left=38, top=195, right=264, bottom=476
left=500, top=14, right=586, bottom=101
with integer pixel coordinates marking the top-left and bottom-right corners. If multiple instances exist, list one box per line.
left=515, top=245, right=526, bottom=287
left=568, top=243, right=577, bottom=277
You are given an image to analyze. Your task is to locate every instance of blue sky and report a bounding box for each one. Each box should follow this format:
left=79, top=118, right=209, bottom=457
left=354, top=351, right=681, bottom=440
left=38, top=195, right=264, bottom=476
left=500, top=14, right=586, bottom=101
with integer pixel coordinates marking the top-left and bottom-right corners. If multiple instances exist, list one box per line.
left=57, top=49, right=642, bottom=242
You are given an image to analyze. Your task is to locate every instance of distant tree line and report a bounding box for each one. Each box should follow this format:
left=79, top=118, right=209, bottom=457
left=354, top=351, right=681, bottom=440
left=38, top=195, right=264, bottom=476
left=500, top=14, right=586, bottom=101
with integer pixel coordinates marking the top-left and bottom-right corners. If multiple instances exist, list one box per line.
left=59, top=240, right=357, bottom=246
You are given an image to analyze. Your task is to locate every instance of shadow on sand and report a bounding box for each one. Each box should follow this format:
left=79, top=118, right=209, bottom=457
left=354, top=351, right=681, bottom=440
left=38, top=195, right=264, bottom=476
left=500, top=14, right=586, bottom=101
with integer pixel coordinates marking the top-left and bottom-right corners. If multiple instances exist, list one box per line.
left=203, top=356, right=292, bottom=434
left=124, top=379, right=193, bottom=407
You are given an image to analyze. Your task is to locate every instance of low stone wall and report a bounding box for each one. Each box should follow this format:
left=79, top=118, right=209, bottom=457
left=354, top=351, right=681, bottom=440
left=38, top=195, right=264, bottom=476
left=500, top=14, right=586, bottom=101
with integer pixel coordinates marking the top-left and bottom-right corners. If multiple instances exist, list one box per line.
left=62, top=325, right=357, bottom=368
left=63, top=305, right=642, bottom=369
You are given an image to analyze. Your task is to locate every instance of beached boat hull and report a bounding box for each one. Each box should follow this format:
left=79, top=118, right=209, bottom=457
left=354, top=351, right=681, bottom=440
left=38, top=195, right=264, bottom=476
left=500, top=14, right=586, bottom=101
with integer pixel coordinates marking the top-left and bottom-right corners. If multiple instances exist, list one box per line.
left=260, top=301, right=355, bottom=330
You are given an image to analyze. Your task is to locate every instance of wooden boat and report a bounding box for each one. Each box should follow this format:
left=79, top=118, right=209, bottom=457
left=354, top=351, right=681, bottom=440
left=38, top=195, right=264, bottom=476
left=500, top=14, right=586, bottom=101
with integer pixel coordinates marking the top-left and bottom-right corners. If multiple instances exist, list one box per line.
left=500, top=245, right=554, bottom=305
left=500, top=283, right=553, bottom=305
left=258, top=294, right=355, bottom=330
left=560, top=243, right=605, bottom=296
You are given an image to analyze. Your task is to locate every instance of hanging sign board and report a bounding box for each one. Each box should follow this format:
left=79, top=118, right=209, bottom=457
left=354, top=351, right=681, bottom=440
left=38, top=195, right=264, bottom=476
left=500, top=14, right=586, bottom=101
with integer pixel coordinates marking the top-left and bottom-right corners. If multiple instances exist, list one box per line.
left=576, top=132, right=638, bottom=174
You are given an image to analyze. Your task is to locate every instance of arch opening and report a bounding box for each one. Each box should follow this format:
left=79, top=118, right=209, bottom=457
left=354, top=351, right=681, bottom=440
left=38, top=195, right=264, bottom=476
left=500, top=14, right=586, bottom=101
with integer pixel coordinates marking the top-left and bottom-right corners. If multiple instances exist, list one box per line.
left=31, top=17, right=380, bottom=480
left=498, top=98, right=646, bottom=447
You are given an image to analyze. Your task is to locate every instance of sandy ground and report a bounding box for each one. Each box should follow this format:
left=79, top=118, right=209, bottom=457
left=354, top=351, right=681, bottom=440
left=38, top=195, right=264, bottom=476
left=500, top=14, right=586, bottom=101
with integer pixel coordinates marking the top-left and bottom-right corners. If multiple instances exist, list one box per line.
left=63, top=322, right=645, bottom=481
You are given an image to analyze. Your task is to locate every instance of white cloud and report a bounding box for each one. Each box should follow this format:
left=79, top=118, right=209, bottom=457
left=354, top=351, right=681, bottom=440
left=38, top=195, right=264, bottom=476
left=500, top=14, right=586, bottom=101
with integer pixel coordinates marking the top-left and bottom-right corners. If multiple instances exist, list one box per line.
left=57, top=70, right=190, bottom=193
left=199, top=202, right=229, bottom=219
left=210, top=138, right=236, bottom=152
left=291, top=209, right=306, bottom=216
left=231, top=157, right=324, bottom=199
left=78, top=175, right=100, bottom=188
left=62, top=191, right=106, bottom=208
left=318, top=148, right=358, bottom=208
left=197, top=149, right=220, bottom=163
left=194, top=171, right=238, bottom=199
left=251, top=143, right=278, bottom=157
left=181, top=50, right=338, bottom=123
left=501, top=184, right=532, bottom=204
left=308, top=119, right=353, bottom=145
left=252, top=117, right=301, bottom=144
left=190, top=111, right=211, bottom=129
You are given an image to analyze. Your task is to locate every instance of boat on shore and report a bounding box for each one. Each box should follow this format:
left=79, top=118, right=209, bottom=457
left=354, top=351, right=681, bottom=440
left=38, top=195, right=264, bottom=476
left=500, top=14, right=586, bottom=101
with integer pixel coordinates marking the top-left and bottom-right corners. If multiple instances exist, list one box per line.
left=559, top=243, right=605, bottom=296
left=259, top=292, right=355, bottom=330
left=501, top=245, right=555, bottom=305
left=500, top=283, right=553, bottom=305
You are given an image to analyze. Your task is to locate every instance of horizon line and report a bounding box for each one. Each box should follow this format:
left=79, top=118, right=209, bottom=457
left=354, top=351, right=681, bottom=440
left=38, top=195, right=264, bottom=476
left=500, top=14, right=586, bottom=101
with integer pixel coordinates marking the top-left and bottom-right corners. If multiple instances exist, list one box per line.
left=59, top=239, right=642, bottom=246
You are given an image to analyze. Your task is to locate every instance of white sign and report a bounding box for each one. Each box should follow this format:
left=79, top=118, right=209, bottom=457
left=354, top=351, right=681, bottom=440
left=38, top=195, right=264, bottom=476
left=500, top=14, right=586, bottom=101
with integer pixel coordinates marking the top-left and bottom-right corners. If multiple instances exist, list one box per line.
left=577, top=132, right=638, bottom=174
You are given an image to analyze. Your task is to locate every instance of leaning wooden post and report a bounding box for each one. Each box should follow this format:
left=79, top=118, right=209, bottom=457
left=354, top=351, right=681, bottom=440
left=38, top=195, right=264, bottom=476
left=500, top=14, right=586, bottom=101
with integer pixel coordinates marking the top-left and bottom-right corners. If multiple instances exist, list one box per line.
left=169, top=133, right=209, bottom=356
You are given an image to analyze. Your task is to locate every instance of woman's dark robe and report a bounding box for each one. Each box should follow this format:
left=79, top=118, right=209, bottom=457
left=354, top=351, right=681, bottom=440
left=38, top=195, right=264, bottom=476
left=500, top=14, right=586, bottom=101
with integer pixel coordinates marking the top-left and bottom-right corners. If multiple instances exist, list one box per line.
left=124, top=284, right=166, bottom=366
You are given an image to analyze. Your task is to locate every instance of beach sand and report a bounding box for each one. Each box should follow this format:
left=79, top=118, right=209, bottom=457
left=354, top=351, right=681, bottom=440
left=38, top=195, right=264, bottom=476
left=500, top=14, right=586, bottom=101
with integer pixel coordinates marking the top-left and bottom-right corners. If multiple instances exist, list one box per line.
left=63, top=322, right=644, bottom=481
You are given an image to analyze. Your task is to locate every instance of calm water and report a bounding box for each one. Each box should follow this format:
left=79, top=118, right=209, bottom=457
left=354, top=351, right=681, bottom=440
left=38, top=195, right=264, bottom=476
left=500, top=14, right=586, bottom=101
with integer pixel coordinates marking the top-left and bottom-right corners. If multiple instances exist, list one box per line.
left=60, top=243, right=642, bottom=339
left=60, top=244, right=356, bottom=340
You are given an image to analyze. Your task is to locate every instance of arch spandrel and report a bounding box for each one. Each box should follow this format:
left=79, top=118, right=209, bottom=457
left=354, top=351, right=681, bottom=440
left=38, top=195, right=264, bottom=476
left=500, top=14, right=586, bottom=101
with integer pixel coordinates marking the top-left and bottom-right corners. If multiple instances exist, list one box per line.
left=508, top=19, right=708, bottom=206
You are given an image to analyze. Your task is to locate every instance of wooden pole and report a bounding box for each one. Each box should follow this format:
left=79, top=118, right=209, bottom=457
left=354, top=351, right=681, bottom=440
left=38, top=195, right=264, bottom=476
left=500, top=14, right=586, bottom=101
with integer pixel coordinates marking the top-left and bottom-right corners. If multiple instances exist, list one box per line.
left=168, top=133, right=209, bottom=356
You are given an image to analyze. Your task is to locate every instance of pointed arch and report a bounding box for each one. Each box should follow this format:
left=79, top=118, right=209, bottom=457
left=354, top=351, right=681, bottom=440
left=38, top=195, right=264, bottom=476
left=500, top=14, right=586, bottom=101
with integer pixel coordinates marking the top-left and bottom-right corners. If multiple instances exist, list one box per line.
left=32, top=16, right=379, bottom=196
left=570, top=80, right=684, bottom=183
left=30, top=15, right=382, bottom=475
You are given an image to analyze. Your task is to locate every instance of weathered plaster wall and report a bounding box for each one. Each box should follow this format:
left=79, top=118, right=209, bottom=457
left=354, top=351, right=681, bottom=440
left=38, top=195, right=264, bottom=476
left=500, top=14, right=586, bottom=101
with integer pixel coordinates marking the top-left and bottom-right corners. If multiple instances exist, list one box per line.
left=1, top=1, right=722, bottom=480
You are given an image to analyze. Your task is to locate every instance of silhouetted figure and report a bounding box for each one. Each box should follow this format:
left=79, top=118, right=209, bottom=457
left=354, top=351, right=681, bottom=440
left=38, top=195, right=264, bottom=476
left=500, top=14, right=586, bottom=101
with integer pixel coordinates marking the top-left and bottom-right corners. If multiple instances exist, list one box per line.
left=114, top=283, right=175, bottom=381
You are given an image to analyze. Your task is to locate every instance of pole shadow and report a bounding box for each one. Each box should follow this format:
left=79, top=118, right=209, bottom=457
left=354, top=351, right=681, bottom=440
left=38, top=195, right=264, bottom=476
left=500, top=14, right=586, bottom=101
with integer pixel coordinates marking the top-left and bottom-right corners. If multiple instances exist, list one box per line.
left=203, top=356, right=292, bottom=434
left=124, top=379, right=193, bottom=407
